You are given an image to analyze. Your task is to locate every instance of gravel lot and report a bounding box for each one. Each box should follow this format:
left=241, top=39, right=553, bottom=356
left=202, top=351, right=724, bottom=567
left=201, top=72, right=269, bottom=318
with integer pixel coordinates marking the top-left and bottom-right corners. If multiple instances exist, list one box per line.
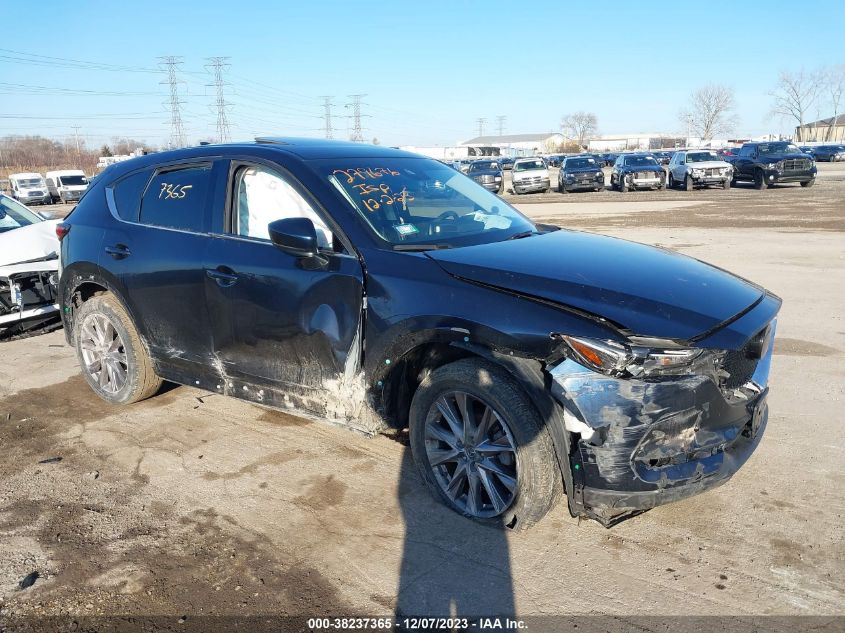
left=1, top=163, right=843, bottom=627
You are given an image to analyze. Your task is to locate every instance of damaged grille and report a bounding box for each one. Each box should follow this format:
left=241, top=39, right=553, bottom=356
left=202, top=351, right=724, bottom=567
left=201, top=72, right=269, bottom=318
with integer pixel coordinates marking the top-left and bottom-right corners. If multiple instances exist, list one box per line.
left=0, top=272, right=56, bottom=316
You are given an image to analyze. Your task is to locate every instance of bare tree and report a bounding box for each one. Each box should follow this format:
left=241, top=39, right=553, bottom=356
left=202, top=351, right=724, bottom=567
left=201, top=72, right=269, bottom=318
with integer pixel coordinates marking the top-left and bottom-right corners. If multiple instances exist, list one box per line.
left=820, top=65, right=845, bottom=141
left=560, top=111, right=598, bottom=146
left=680, top=84, right=737, bottom=141
left=769, top=69, right=821, bottom=139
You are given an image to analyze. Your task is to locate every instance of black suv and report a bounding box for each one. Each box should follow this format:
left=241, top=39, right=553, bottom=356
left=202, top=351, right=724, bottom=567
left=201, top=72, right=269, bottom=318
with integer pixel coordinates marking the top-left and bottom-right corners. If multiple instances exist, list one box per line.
left=729, top=141, right=817, bottom=189
left=58, top=138, right=780, bottom=528
left=557, top=155, right=605, bottom=193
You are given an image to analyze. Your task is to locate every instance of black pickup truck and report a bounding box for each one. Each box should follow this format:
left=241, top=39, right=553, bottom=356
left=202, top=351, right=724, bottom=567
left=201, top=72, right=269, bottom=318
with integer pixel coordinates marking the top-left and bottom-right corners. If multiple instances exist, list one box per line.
left=728, top=141, right=817, bottom=189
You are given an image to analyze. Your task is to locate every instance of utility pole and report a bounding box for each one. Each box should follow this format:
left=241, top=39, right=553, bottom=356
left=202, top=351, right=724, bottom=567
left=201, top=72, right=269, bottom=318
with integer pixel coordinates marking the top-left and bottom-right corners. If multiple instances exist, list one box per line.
left=496, top=115, right=506, bottom=136
left=319, top=96, right=334, bottom=139
left=476, top=117, right=487, bottom=137
left=206, top=57, right=232, bottom=143
left=159, top=56, right=186, bottom=148
left=71, top=125, right=82, bottom=162
left=347, top=94, right=366, bottom=142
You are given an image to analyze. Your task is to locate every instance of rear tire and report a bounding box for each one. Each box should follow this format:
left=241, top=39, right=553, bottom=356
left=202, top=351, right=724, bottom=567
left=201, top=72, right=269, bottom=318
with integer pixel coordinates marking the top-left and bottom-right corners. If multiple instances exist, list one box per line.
left=409, top=358, right=559, bottom=530
left=74, top=292, right=163, bottom=405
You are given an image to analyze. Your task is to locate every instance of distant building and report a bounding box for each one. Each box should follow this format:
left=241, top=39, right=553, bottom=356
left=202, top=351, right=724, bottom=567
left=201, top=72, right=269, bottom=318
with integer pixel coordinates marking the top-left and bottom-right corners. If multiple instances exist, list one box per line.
left=460, top=133, right=565, bottom=156
left=588, top=134, right=684, bottom=151
left=794, top=115, right=845, bottom=143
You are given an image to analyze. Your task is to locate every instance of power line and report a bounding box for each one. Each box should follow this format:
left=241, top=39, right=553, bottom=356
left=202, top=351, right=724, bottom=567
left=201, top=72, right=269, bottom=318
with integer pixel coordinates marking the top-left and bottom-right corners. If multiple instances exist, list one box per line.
left=347, top=94, right=367, bottom=142
left=496, top=115, right=507, bottom=136
left=319, top=96, right=334, bottom=139
left=159, top=56, right=186, bottom=148
left=206, top=57, right=232, bottom=143
left=476, top=117, right=487, bottom=137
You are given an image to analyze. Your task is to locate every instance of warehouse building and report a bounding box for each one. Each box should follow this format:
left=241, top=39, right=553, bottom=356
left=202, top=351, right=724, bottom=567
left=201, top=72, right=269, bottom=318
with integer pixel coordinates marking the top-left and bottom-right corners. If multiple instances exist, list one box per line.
left=460, top=133, right=565, bottom=156
left=794, top=115, right=845, bottom=143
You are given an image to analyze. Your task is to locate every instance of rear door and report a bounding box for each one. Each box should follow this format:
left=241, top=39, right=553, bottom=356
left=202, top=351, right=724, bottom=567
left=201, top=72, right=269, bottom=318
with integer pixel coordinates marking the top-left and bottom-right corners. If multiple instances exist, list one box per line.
left=103, top=159, right=226, bottom=380
left=203, top=158, right=364, bottom=402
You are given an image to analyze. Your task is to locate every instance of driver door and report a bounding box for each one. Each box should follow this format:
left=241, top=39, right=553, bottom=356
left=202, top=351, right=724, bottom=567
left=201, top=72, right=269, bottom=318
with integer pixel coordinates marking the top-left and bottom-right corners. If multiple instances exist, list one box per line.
left=203, top=160, right=364, bottom=399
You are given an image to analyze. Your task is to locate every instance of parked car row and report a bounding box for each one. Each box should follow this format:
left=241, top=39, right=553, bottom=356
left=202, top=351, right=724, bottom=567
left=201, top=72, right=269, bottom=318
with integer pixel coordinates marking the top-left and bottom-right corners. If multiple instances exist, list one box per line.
left=799, top=144, right=845, bottom=162
left=5, top=170, right=90, bottom=205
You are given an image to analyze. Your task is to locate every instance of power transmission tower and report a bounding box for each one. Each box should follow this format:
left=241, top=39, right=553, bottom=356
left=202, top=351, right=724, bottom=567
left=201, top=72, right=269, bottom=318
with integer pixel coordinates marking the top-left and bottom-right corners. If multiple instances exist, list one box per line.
left=158, top=56, right=186, bottom=148
left=347, top=94, right=367, bottom=142
left=319, top=96, right=334, bottom=139
left=496, top=115, right=506, bottom=136
left=476, top=117, right=487, bottom=137
left=206, top=57, right=232, bottom=143
left=71, top=125, right=82, bottom=161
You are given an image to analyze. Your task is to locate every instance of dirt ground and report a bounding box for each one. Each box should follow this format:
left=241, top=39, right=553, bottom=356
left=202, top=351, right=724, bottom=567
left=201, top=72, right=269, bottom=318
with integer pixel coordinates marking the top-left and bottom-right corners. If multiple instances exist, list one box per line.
left=1, top=163, right=844, bottom=628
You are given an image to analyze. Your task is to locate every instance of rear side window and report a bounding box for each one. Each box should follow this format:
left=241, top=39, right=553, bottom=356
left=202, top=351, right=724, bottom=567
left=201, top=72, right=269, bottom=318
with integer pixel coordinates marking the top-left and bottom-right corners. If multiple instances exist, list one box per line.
left=139, top=164, right=212, bottom=232
left=109, top=169, right=151, bottom=222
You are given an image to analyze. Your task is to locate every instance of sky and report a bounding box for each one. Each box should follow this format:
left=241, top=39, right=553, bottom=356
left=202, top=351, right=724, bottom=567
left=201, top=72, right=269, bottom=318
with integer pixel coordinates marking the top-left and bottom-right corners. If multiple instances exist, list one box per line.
left=1, top=0, right=843, bottom=150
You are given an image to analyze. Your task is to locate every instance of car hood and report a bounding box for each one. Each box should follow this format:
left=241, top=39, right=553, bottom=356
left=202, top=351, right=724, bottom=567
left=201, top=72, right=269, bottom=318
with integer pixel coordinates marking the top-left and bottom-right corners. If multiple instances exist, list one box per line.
left=621, top=164, right=663, bottom=172
left=0, top=220, right=60, bottom=267
left=426, top=230, right=764, bottom=341
left=565, top=168, right=602, bottom=175
left=513, top=169, right=549, bottom=178
left=687, top=161, right=731, bottom=169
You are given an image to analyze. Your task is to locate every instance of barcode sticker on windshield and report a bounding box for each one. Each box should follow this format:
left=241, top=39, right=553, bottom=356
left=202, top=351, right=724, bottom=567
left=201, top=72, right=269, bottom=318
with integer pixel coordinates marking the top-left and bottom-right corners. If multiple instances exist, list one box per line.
left=395, top=223, right=419, bottom=236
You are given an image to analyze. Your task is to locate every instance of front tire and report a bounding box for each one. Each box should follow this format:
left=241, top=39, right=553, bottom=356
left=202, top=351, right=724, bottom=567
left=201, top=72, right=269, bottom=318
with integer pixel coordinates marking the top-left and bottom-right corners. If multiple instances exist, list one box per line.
left=684, top=175, right=694, bottom=191
left=723, top=178, right=731, bottom=189
left=754, top=169, right=769, bottom=190
left=800, top=179, right=815, bottom=188
left=74, top=292, right=163, bottom=405
left=668, top=173, right=675, bottom=189
left=409, top=358, right=559, bottom=530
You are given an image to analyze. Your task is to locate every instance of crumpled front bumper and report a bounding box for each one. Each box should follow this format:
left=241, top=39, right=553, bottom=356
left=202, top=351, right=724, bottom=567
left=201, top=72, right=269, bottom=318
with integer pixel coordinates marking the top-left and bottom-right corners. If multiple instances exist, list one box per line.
left=548, top=341, right=773, bottom=524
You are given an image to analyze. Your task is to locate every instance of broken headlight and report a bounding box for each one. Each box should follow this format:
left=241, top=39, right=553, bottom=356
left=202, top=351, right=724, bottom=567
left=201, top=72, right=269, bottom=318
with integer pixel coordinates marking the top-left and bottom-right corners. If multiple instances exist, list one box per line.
left=559, top=335, right=719, bottom=379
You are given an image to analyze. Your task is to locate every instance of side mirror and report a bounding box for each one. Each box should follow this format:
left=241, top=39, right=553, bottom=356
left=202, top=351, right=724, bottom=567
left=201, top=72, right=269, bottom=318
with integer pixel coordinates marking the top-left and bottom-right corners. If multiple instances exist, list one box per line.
left=268, top=217, right=319, bottom=258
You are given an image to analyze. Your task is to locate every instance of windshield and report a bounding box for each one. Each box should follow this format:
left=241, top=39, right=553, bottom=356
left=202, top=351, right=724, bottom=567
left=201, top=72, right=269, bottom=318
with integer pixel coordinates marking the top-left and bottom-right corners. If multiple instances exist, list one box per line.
left=59, top=174, right=88, bottom=186
left=566, top=158, right=598, bottom=170
left=468, top=161, right=499, bottom=172
left=0, top=196, right=43, bottom=233
left=759, top=143, right=800, bottom=155
left=687, top=152, right=718, bottom=162
left=18, top=178, right=44, bottom=188
left=322, top=158, right=536, bottom=248
left=626, top=156, right=658, bottom=167
left=513, top=159, right=545, bottom=171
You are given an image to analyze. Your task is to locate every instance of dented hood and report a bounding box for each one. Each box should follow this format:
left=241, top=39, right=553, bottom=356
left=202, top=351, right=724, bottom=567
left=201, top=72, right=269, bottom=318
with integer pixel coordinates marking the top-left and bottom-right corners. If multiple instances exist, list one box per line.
left=426, top=230, right=764, bottom=341
left=0, top=220, right=60, bottom=268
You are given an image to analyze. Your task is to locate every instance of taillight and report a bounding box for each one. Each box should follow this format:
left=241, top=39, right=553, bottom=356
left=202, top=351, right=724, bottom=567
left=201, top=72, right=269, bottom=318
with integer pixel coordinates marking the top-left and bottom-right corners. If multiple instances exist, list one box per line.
left=56, top=222, right=71, bottom=241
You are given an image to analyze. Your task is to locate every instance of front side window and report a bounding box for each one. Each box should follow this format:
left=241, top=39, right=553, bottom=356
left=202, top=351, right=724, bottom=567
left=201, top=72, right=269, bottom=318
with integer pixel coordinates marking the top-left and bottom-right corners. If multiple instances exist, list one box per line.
left=234, top=165, right=333, bottom=248
left=139, top=164, right=211, bottom=233
left=0, top=195, right=43, bottom=233
left=321, top=158, right=535, bottom=248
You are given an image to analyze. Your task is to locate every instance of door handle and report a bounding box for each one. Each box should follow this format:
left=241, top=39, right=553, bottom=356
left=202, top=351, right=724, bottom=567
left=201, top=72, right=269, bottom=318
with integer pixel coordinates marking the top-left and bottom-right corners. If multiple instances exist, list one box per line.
left=105, top=244, right=130, bottom=259
left=206, top=266, right=238, bottom=287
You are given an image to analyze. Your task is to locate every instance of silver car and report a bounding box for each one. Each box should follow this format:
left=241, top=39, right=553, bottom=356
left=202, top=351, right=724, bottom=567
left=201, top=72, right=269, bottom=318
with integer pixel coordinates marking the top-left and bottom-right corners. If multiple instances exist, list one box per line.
left=511, top=157, right=550, bottom=194
left=668, top=150, right=733, bottom=190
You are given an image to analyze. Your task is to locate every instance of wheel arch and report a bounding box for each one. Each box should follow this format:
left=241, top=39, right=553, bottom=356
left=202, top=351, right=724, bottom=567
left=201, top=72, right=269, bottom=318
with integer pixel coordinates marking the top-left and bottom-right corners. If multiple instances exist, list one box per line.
left=59, top=262, right=134, bottom=346
left=375, top=333, right=579, bottom=517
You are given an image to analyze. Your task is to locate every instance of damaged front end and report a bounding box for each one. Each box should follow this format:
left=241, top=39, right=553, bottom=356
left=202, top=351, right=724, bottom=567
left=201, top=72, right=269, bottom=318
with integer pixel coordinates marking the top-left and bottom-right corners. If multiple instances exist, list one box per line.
left=548, top=318, right=776, bottom=526
left=0, top=262, right=61, bottom=339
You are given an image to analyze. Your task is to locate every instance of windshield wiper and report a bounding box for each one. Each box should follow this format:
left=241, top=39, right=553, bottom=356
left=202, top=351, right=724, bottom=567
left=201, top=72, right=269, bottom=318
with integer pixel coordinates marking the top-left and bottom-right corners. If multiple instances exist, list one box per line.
left=393, top=243, right=453, bottom=252
left=507, top=230, right=538, bottom=241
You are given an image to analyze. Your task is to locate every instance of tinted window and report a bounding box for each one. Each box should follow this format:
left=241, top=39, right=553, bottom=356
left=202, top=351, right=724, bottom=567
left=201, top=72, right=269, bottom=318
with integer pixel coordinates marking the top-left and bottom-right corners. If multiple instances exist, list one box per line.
left=739, top=145, right=755, bottom=157
left=109, top=169, right=151, bottom=222
left=139, top=164, right=211, bottom=232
